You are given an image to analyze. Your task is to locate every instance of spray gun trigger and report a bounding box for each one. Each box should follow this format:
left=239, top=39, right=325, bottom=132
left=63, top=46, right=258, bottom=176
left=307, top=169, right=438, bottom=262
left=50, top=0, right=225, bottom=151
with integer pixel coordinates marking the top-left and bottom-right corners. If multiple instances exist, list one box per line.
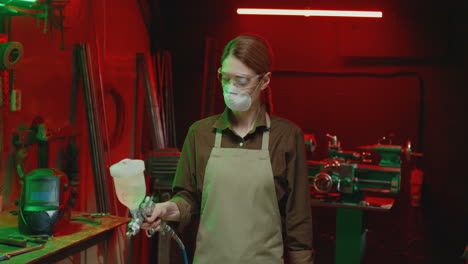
left=140, top=196, right=150, bottom=208
left=141, top=196, right=155, bottom=217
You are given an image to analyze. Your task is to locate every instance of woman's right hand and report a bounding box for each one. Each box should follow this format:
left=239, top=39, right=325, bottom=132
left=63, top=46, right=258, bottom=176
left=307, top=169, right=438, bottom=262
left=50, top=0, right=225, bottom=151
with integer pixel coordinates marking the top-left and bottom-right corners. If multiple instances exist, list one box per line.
left=141, top=201, right=180, bottom=235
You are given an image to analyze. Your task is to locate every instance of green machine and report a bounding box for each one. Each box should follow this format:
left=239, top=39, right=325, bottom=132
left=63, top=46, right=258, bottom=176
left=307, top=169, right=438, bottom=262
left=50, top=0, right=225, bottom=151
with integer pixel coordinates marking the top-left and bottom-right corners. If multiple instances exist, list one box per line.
left=307, top=133, right=421, bottom=264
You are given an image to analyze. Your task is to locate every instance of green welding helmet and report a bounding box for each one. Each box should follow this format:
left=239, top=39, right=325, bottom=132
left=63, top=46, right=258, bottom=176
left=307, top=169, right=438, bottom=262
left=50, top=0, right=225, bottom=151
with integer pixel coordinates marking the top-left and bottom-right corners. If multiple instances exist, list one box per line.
left=18, top=168, right=71, bottom=236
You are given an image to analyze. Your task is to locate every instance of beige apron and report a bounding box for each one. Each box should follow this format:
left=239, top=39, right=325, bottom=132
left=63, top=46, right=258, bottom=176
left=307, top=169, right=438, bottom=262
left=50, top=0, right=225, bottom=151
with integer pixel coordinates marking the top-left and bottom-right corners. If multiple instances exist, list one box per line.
left=193, top=114, right=283, bottom=264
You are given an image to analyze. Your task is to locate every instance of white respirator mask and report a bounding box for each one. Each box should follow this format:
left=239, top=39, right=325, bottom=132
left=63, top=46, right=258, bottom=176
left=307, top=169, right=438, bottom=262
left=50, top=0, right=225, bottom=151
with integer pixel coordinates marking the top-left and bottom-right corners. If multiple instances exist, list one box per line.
left=223, top=80, right=262, bottom=112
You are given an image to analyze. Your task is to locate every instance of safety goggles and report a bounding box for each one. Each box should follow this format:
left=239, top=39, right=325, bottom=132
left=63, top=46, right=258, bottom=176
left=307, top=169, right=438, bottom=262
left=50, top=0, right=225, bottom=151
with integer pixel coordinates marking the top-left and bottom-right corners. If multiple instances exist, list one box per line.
left=217, top=68, right=264, bottom=87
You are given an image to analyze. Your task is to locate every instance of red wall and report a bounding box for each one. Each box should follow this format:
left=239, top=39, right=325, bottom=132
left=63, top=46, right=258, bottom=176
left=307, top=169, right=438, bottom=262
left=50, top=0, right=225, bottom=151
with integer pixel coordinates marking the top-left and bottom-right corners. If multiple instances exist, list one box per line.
left=0, top=0, right=152, bottom=262
left=1, top=0, right=150, bottom=223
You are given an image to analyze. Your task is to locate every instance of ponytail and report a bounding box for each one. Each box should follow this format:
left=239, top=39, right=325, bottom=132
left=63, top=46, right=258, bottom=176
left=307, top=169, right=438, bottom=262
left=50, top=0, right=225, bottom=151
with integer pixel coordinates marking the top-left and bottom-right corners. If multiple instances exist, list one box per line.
left=262, top=85, right=274, bottom=114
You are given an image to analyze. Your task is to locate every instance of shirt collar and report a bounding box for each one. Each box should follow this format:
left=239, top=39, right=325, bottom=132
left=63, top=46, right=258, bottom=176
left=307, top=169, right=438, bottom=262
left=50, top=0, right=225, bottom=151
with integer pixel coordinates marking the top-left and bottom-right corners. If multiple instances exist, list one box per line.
left=213, top=106, right=268, bottom=133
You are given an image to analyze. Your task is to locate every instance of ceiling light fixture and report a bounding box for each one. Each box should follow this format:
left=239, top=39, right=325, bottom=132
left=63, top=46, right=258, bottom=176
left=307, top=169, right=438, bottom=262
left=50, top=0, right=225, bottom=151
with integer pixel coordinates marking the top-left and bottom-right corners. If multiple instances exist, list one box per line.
left=237, top=8, right=382, bottom=18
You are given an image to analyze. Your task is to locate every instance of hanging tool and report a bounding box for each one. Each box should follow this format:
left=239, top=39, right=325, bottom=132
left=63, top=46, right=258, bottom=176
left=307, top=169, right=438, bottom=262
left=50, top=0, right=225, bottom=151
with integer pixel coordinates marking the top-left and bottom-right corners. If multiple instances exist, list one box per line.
left=73, top=44, right=111, bottom=214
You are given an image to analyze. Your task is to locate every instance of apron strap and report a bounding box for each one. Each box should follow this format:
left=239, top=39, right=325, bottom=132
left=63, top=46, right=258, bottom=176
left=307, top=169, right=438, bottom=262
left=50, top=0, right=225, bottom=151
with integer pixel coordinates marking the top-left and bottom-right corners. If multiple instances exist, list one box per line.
left=262, top=114, right=270, bottom=151
left=214, top=129, right=222, bottom=148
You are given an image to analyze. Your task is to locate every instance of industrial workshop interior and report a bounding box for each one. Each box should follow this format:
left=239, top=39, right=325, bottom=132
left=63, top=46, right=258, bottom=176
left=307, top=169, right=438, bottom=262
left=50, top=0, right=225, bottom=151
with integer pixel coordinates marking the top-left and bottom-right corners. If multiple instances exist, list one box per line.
left=0, top=0, right=466, bottom=263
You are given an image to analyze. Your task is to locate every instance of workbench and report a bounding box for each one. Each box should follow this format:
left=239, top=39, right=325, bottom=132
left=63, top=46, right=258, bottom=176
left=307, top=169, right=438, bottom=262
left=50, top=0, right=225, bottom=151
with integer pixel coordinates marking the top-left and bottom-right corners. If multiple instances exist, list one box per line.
left=311, top=196, right=395, bottom=264
left=0, top=209, right=130, bottom=263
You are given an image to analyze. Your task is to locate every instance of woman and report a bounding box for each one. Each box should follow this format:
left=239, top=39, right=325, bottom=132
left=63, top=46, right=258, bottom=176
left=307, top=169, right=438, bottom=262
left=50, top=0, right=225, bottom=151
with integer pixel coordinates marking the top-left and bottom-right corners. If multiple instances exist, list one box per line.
left=142, top=34, right=314, bottom=264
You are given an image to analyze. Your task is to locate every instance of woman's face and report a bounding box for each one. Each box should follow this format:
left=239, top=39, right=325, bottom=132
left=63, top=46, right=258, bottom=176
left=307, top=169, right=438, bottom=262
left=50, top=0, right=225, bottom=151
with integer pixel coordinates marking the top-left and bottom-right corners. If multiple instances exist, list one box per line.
left=219, top=55, right=267, bottom=106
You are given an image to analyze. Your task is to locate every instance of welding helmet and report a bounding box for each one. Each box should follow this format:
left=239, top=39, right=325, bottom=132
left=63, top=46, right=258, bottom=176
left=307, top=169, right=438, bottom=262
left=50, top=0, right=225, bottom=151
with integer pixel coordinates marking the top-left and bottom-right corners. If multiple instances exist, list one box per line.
left=18, top=168, right=71, bottom=236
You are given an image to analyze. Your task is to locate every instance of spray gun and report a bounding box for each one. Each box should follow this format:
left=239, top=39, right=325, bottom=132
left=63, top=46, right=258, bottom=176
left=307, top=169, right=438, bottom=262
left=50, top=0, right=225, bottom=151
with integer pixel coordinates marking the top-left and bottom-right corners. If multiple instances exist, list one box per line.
left=125, top=195, right=180, bottom=239
left=110, top=159, right=189, bottom=264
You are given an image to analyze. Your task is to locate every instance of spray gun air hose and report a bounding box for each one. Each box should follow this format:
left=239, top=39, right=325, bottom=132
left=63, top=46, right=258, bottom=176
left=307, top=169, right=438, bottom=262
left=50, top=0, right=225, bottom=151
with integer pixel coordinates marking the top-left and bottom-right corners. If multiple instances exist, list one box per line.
left=152, top=221, right=189, bottom=264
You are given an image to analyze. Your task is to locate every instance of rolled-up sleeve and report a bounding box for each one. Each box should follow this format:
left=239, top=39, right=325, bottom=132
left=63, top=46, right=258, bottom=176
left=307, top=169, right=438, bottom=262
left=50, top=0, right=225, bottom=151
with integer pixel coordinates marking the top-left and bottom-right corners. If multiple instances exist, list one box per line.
left=285, top=128, right=314, bottom=264
left=170, top=125, right=199, bottom=231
